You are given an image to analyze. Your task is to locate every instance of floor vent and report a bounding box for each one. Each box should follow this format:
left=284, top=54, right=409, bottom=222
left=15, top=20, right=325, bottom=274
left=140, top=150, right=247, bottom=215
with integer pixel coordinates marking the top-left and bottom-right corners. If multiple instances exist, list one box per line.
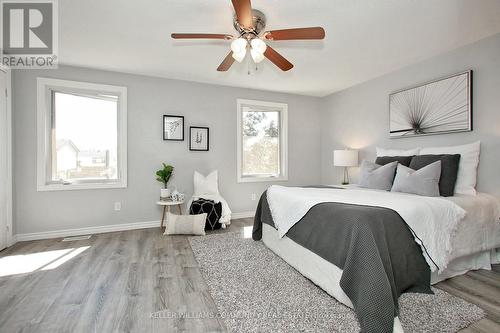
left=62, top=235, right=92, bottom=242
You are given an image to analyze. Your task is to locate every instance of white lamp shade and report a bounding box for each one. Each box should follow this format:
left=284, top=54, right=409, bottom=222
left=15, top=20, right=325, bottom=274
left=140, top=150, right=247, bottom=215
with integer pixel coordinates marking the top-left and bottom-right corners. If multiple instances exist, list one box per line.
left=250, top=48, right=265, bottom=63
left=333, top=150, right=358, bottom=167
left=232, top=50, right=247, bottom=62
left=231, top=38, right=247, bottom=53
left=250, top=38, right=267, bottom=53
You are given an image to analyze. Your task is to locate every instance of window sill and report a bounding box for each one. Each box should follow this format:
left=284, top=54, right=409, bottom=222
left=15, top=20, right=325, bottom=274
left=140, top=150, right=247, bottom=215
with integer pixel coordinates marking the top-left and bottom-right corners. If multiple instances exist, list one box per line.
left=237, top=175, right=288, bottom=183
left=37, top=181, right=127, bottom=192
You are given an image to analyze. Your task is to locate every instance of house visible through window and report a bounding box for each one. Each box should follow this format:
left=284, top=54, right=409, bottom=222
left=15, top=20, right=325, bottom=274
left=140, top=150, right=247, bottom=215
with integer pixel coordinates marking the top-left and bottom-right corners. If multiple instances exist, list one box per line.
left=53, top=92, right=118, bottom=182
left=37, top=78, right=127, bottom=191
left=237, top=99, right=288, bottom=183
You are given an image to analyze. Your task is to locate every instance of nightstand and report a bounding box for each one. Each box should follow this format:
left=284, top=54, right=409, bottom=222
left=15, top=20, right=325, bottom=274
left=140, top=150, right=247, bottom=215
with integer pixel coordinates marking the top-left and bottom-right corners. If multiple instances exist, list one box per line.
left=156, top=200, right=184, bottom=228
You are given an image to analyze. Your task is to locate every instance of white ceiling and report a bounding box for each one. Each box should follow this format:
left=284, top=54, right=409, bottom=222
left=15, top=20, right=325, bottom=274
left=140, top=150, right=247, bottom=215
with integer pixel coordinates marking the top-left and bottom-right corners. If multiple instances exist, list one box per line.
left=59, top=0, right=500, bottom=97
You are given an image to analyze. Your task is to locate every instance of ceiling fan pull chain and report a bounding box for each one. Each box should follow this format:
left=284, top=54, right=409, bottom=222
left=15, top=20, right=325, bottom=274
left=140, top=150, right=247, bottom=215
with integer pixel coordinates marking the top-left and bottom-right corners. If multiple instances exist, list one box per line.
left=247, top=53, right=251, bottom=75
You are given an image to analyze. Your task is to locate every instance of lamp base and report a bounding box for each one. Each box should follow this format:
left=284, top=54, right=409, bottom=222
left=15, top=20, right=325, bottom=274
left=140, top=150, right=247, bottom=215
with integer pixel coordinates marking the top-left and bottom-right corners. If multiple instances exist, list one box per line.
left=342, top=167, right=350, bottom=186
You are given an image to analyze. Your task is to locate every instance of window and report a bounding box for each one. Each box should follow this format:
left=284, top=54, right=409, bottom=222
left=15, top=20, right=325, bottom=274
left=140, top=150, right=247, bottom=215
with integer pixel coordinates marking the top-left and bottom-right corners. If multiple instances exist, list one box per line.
left=37, top=78, right=127, bottom=191
left=237, top=99, right=288, bottom=183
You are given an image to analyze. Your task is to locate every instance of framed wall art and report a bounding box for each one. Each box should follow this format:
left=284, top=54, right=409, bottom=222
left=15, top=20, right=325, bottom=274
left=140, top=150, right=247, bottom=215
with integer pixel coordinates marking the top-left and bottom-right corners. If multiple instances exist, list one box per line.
left=389, top=70, right=472, bottom=138
left=163, top=115, right=184, bottom=141
left=189, top=126, right=209, bottom=151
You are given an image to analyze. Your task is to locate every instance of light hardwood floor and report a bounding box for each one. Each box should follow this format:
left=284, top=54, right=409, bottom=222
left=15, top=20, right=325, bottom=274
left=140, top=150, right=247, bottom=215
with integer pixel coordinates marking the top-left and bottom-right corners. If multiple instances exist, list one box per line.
left=0, top=218, right=499, bottom=333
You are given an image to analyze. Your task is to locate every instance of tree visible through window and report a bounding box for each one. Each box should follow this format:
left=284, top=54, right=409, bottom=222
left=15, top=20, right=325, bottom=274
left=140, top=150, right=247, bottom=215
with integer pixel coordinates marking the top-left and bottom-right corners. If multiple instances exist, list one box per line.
left=237, top=99, right=287, bottom=182
left=242, top=110, right=280, bottom=176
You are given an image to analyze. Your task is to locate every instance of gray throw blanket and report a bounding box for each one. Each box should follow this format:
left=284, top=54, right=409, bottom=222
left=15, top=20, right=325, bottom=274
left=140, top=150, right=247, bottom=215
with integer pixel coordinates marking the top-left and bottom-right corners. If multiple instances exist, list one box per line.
left=253, top=191, right=432, bottom=333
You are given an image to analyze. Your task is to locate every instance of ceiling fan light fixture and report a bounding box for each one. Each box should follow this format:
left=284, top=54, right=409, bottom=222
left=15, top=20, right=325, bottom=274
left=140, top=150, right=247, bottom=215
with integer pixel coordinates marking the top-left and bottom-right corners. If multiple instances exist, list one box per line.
left=250, top=38, right=267, bottom=54
left=230, top=37, right=248, bottom=54
left=232, top=49, right=247, bottom=62
left=250, top=48, right=265, bottom=63
left=171, top=2, right=325, bottom=72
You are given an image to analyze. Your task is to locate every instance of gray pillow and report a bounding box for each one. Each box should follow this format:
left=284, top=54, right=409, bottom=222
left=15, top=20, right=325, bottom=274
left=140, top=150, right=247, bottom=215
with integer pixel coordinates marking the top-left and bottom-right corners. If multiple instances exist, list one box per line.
left=391, top=161, right=442, bottom=197
left=358, top=160, right=398, bottom=191
left=375, top=155, right=414, bottom=167
left=409, top=154, right=460, bottom=197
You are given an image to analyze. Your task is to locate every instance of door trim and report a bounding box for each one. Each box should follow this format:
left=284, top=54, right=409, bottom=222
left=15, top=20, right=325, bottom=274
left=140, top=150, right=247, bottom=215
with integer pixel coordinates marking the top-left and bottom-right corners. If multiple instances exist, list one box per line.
left=0, top=64, right=13, bottom=247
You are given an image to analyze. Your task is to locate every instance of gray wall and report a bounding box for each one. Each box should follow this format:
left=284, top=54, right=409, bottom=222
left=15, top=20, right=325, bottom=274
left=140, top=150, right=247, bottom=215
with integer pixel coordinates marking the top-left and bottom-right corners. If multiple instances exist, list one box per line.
left=13, top=33, right=500, bottom=235
left=13, top=66, right=322, bottom=234
left=320, top=33, right=500, bottom=196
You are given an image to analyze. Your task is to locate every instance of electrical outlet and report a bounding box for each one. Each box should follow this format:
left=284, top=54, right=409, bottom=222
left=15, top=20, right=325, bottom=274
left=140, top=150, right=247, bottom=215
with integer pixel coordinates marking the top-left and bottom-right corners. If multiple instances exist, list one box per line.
left=251, top=193, right=256, bottom=201
left=114, top=202, right=122, bottom=211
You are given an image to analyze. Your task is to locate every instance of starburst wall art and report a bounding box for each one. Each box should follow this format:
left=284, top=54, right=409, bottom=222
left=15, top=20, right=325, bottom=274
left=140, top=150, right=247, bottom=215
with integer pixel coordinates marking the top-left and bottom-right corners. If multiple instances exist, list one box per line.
left=389, top=71, right=472, bottom=138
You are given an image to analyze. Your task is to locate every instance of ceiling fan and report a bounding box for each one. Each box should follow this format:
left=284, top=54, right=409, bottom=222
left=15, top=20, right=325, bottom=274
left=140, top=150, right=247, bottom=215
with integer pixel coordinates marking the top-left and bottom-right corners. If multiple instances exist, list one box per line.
left=171, top=0, right=325, bottom=72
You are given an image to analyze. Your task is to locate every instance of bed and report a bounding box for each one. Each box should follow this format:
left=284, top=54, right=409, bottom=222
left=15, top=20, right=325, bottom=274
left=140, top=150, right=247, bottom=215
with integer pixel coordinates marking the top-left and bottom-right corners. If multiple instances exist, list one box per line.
left=253, top=185, right=500, bottom=333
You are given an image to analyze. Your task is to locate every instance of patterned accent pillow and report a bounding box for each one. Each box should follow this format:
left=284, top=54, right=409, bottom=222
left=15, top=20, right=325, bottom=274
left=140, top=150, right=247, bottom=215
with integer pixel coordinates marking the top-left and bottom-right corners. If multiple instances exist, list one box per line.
left=189, top=198, right=223, bottom=230
left=163, top=212, right=206, bottom=236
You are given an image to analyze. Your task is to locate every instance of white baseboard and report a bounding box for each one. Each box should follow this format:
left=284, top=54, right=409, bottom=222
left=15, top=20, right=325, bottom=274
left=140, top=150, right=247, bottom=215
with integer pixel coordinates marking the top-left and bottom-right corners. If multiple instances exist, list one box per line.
left=231, top=211, right=255, bottom=219
left=7, top=234, right=17, bottom=247
left=16, top=220, right=161, bottom=242
left=14, top=211, right=256, bottom=242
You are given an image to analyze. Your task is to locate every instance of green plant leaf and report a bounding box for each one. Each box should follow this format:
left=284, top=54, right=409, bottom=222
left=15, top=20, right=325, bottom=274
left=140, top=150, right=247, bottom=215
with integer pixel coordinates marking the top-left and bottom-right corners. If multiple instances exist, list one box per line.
left=156, top=163, right=174, bottom=186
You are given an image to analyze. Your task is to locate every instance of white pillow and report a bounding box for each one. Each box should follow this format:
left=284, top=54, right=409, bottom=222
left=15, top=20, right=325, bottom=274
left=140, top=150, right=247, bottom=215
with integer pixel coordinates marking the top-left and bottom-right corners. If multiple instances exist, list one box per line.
left=419, top=141, right=480, bottom=195
left=193, top=171, right=219, bottom=196
left=163, top=212, right=206, bottom=236
left=376, top=147, right=420, bottom=157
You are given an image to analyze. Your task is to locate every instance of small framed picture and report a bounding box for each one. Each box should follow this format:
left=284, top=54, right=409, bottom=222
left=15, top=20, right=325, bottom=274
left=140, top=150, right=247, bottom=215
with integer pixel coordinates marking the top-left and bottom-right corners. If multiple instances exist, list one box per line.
left=163, top=115, right=184, bottom=141
left=189, top=127, right=209, bottom=151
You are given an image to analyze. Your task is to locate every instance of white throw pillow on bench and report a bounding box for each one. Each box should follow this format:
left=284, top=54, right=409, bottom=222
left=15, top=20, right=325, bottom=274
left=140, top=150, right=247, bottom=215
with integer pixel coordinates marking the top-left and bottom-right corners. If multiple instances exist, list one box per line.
left=194, top=170, right=219, bottom=196
left=190, top=170, right=232, bottom=227
left=163, top=212, right=206, bottom=236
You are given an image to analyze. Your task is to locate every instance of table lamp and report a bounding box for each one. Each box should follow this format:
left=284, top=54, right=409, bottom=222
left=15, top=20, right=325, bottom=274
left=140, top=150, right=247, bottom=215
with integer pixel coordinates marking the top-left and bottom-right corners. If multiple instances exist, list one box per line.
left=333, top=149, right=359, bottom=185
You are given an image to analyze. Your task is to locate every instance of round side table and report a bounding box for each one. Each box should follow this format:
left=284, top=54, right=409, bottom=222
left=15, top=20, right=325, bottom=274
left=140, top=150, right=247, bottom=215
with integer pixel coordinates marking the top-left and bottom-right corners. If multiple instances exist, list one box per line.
left=156, top=200, right=185, bottom=228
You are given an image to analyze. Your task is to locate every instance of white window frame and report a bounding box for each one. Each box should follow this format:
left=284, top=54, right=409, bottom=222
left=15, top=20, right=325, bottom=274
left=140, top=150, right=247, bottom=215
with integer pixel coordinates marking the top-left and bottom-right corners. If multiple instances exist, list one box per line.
left=36, top=78, right=127, bottom=191
left=0, top=64, right=13, bottom=247
left=236, top=99, right=288, bottom=183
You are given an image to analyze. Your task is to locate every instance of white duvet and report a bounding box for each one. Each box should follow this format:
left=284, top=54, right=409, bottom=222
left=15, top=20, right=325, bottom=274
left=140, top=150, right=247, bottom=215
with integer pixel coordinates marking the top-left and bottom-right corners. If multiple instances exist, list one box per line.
left=266, top=185, right=469, bottom=272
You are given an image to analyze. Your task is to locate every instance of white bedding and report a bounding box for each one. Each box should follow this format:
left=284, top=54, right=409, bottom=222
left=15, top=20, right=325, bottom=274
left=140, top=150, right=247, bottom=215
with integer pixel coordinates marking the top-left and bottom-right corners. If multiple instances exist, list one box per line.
left=266, top=185, right=500, bottom=272
left=444, top=193, right=500, bottom=261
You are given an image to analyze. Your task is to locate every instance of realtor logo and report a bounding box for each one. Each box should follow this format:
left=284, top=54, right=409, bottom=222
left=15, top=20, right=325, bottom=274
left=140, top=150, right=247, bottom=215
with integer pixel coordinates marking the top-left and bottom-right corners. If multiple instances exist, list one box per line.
left=1, top=0, right=58, bottom=68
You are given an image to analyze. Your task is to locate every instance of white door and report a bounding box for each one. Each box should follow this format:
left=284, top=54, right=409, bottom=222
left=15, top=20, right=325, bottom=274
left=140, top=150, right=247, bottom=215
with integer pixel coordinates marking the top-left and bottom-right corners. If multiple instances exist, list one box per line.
left=0, top=69, right=8, bottom=250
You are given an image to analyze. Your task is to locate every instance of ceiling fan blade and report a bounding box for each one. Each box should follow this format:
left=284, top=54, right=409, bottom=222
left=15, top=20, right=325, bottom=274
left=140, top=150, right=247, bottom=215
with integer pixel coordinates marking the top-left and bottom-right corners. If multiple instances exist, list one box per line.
left=263, top=27, right=325, bottom=41
left=264, top=46, right=293, bottom=71
left=217, top=52, right=236, bottom=71
left=232, top=0, right=253, bottom=29
left=171, top=33, right=233, bottom=40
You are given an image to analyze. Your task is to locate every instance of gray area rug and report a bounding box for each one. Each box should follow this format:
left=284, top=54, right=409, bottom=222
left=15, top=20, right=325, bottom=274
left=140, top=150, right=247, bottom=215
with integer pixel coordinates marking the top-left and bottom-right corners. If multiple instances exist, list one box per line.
left=189, top=232, right=485, bottom=333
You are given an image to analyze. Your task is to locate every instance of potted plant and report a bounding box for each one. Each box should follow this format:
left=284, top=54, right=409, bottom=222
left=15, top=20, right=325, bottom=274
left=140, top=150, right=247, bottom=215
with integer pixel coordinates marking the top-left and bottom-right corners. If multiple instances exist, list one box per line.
left=156, top=163, right=174, bottom=199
